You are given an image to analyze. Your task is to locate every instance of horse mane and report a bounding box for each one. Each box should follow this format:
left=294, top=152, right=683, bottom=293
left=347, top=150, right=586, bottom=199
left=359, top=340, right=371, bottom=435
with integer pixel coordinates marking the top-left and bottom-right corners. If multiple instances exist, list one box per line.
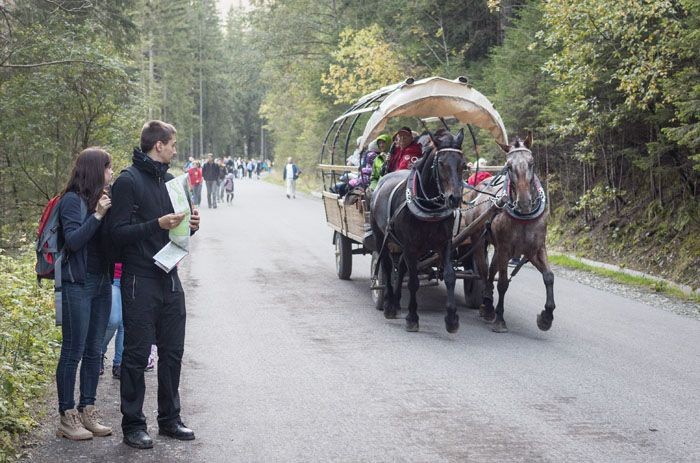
left=511, top=137, right=525, bottom=149
left=412, top=128, right=455, bottom=176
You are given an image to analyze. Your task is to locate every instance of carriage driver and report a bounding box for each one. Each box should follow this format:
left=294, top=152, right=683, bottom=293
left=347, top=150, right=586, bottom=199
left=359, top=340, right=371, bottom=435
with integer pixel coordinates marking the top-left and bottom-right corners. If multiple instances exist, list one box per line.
left=385, top=126, right=423, bottom=173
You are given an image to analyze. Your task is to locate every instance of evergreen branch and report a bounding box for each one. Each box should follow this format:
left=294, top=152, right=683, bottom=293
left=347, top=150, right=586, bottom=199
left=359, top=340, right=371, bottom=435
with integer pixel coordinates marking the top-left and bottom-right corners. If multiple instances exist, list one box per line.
left=41, top=0, right=94, bottom=13
left=6, top=151, right=50, bottom=200
left=1, top=59, right=106, bottom=69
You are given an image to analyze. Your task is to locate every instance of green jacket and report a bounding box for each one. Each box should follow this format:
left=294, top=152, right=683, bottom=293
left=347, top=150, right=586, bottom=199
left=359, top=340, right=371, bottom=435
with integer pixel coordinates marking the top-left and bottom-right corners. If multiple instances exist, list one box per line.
left=369, top=134, right=392, bottom=190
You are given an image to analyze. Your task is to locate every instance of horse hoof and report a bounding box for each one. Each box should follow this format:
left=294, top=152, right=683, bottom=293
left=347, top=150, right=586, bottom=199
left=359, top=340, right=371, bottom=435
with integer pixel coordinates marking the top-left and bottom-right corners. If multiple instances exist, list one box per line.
left=537, top=313, right=552, bottom=331
left=445, top=315, right=460, bottom=333
left=405, top=321, right=419, bottom=332
left=492, top=321, right=508, bottom=333
left=384, top=310, right=398, bottom=320
left=479, top=304, right=495, bottom=321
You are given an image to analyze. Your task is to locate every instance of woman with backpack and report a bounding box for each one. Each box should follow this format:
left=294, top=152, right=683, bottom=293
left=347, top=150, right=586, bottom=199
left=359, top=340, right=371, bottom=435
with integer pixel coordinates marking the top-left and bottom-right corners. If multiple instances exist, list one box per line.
left=55, top=147, right=114, bottom=441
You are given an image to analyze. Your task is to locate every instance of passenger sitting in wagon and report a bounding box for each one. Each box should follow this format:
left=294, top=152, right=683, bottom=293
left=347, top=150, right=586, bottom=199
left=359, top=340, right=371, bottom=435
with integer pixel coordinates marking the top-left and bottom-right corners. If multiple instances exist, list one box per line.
left=467, top=158, right=492, bottom=186
left=386, top=126, right=423, bottom=173
left=368, top=134, right=392, bottom=191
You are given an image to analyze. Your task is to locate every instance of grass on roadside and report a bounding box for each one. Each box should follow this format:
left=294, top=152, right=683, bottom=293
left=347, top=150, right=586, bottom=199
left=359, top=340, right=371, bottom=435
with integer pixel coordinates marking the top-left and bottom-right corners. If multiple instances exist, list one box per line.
left=263, top=169, right=319, bottom=195
left=549, top=254, right=700, bottom=303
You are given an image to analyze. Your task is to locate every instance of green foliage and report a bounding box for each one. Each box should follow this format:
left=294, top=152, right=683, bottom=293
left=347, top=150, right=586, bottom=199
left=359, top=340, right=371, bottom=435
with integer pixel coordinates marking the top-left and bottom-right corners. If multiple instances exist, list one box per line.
left=321, top=25, right=405, bottom=105
left=0, top=1, right=142, bottom=248
left=573, top=185, right=623, bottom=219
left=659, top=0, right=700, bottom=171
left=0, top=249, right=60, bottom=460
left=478, top=2, right=551, bottom=131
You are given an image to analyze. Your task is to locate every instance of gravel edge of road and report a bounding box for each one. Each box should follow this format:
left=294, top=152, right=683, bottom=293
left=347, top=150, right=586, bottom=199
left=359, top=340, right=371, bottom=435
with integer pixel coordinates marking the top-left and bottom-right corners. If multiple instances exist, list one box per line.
left=547, top=262, right=700, bottom=320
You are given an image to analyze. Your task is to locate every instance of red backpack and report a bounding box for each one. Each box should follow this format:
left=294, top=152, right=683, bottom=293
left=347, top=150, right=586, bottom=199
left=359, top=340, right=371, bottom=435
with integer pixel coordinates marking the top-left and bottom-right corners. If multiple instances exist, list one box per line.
left=35, top=195, right=85, bottom=285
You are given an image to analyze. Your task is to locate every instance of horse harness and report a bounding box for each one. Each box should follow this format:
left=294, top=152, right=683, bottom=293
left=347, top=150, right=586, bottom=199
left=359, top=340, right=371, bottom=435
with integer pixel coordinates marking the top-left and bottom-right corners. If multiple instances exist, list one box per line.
left=458, top=148, right=547, bottom=280
left=464, top=148, right=547, bottom=224
left=371, top=147, right=463, bottom=280
left=405, top=147, right=463, bottom=222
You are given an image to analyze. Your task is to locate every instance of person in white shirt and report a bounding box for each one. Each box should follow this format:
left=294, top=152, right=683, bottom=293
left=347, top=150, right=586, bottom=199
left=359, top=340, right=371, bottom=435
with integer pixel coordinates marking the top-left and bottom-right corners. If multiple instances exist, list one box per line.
left=282, top=157, right=301, bottom=199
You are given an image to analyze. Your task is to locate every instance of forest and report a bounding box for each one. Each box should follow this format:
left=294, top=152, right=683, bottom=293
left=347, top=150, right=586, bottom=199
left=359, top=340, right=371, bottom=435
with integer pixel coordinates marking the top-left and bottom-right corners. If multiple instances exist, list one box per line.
left=0, top=0, right=698, bottom=285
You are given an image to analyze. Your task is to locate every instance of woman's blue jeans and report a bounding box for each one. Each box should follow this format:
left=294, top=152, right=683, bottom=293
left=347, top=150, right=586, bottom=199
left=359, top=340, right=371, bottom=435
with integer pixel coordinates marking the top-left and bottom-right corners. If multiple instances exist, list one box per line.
left=101, top=279, right=124, bottom=366
left=56, top=272, right=111, bottom=413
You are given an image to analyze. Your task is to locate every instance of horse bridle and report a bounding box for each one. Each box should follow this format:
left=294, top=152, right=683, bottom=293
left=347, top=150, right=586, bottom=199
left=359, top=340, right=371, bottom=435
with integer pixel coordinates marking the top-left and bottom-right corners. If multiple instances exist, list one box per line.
left=497, top=147, right=547, bottom=222
left=406, top=147, right=464, bottom=219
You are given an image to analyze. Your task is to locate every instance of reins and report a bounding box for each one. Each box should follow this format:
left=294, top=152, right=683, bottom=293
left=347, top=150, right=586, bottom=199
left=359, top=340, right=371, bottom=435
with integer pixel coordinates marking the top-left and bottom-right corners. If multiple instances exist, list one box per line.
left=406, top=147, right=464, bottom=221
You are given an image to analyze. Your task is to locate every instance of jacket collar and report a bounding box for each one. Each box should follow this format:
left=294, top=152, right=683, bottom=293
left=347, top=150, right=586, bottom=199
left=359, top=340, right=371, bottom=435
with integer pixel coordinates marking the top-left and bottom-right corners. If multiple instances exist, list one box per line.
left=132, top=148, right=169, bottom=179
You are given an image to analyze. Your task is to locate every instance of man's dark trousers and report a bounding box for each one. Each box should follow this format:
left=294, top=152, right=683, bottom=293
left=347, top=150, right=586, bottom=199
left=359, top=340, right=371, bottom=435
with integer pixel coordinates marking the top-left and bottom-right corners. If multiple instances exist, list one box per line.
left=205, top=180, right=217, bottom=208
left=120, top=272, right=186, bottom=433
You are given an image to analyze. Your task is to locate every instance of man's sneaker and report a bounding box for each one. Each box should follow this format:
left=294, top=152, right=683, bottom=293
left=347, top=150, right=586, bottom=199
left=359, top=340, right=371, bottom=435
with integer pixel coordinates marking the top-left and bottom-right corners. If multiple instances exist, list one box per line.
left=112, top=364, right=121, bottom=379
left=56, top=409, right=93, bottom=441
left=79, top=405, right=112, bottom=437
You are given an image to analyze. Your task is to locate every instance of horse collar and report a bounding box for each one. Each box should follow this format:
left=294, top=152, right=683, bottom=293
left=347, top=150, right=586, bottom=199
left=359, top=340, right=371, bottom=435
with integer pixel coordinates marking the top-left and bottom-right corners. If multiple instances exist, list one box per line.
left=498, top=172, right=547, bottom=222
left=406, top=167, right=454, bottom=222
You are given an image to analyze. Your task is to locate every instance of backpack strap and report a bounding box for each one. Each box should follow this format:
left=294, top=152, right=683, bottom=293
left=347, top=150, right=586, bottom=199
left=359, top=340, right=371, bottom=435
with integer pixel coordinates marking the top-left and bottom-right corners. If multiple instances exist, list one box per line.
left=121, top=165, right=144, bottom=206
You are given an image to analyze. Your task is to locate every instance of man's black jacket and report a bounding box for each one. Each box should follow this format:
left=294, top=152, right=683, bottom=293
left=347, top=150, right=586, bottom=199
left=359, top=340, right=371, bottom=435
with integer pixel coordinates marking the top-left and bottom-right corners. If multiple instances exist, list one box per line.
left=109, top=149, right=192, bottom=278
left=202, top=161, right=220, bottom=181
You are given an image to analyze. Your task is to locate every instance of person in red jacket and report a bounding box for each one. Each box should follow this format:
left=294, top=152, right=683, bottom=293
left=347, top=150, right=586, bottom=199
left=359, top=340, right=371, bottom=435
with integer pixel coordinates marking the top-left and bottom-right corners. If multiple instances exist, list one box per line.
left=467, top=158, right=492, bottom=186
left=187, top=161, right=203, bottom=206
left=387, top=127, right=423, bottom=173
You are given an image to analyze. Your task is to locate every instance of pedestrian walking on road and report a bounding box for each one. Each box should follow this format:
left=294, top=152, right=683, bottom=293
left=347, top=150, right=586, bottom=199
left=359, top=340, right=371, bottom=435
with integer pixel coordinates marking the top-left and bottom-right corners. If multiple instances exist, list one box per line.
left=55, top=147, right=114, bottom=441
left=100, top=262, right=124, bottom=380
left=217, top=158, right=227, bottom=201
left=247, top=159, right=254, bottom=179
left=224, top=171, right=235, bottom=203
left=283, top=157, right=301, bottom=199
left=109, top=120, right=200, bottom=450
left=187, top=161, right=203, bottom=206
left=145, top=345, right=157, bottom=372
left=202, top=153, right=219, bottom=209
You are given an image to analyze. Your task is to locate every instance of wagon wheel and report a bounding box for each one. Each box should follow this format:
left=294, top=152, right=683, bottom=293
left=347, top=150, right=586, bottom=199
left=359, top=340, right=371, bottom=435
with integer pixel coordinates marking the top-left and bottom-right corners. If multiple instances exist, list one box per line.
left=462, top=254, right=485, bottom=309
left=463, top=278, right=485, bottom=309
left=334, top=232, right=352, bottom=280
left=370, top=252, right=385, bottom=310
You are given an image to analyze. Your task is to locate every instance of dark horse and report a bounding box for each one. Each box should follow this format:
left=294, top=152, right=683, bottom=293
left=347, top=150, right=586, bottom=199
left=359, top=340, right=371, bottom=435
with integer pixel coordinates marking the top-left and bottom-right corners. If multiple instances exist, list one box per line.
left=370, top=128, right=466, bottom=332
left=461, top=132, right=555, bottom=333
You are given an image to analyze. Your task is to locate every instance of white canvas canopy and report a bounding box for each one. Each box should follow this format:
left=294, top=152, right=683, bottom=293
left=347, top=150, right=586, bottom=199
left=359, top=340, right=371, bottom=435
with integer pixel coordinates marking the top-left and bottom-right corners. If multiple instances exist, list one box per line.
left=358, top=76, right=508, bottom=149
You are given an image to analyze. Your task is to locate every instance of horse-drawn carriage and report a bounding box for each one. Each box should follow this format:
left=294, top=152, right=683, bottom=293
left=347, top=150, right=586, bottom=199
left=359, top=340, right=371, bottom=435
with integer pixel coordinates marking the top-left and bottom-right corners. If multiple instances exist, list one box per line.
left=318, top=77, right=505, bottom=298
left=318, top=76, right=556, bottom=333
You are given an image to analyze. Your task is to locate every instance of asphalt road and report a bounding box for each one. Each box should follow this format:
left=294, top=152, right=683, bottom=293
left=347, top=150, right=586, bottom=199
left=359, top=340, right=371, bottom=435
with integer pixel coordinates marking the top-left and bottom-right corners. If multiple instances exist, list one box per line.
left=22, top=177, right=699, bottom=462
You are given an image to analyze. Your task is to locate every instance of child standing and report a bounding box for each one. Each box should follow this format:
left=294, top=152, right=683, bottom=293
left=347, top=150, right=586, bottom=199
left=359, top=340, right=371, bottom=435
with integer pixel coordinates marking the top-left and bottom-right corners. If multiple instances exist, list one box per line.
left=224, top=171, right=235, bottom=204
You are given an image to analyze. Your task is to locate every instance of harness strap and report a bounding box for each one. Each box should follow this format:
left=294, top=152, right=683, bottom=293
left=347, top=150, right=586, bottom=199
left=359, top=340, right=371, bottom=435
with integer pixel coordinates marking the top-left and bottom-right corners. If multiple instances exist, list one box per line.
left=509, top=258, right=529, bottom=281
left=372, top=180, right=408, bottom=282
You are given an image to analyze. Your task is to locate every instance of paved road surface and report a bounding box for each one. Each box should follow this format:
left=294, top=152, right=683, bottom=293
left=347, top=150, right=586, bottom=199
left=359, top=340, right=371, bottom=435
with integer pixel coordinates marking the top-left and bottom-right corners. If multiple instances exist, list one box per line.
left=23, top=178, right=699, bottom=462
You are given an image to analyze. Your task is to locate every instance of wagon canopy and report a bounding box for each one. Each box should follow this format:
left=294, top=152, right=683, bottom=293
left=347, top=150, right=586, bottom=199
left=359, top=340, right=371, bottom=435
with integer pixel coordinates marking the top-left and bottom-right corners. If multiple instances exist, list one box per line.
left=358, top=76, right=508, bottom=149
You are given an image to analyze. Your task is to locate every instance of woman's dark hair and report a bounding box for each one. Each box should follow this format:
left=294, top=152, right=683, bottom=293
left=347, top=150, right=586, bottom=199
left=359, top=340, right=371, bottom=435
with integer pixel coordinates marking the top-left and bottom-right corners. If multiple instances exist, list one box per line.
left=140, top=120, right=176, bottom=153
left=62, top=147, right=112, bottom=212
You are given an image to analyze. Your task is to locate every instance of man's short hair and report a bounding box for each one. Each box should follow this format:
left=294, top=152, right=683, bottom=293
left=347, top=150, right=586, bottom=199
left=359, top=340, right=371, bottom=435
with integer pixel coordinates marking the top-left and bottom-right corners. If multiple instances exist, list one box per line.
left=140, top=120, right=176, bottom=153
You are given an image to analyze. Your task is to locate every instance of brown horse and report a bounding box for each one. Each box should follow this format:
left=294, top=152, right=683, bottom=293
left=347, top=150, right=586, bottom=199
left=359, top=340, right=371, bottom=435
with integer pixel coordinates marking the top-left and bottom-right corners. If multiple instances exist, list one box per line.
left=460, top=132, right=555, bottom=333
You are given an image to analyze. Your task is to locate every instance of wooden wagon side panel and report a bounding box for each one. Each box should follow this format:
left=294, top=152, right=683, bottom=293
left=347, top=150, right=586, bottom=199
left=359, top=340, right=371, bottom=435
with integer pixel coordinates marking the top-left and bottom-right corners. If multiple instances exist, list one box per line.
left=322, top=191, right=344, bottom=235
left=343, top=201, right=366, bottom=242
